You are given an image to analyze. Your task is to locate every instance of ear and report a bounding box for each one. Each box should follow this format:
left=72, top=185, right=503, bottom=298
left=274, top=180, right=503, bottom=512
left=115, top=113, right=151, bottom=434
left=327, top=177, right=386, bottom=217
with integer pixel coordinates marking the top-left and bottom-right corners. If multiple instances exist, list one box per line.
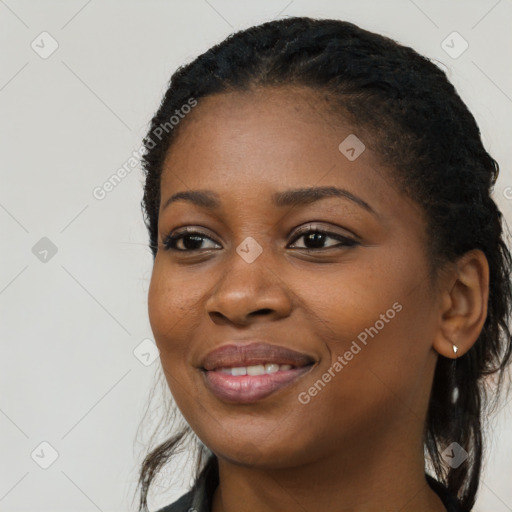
left=432, top=249, right=489, bottom=359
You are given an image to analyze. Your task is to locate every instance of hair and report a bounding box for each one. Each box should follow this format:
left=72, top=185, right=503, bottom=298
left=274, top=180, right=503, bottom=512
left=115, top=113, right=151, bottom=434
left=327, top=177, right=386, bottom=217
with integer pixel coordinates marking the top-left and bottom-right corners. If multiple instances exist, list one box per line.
left=136, top=16, right=512, bottom=512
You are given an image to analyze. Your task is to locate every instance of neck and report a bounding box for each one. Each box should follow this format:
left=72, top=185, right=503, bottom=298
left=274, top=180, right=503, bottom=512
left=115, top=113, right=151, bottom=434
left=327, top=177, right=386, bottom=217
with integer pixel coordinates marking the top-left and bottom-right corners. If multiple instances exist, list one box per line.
left=210, top=419, right=447, bottom=512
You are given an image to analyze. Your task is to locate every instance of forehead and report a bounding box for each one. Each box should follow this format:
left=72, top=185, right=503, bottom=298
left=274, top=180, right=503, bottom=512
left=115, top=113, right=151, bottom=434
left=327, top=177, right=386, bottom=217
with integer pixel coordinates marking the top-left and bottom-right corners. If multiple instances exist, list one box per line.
left=162, top=87, right=344, bottom=177
left=159, top=87, right=421, bottom=223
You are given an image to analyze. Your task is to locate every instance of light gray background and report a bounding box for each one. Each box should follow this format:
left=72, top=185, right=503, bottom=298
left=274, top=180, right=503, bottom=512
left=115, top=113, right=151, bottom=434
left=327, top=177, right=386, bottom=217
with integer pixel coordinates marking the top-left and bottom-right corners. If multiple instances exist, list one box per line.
left=1, top=0, right=511, bottom=511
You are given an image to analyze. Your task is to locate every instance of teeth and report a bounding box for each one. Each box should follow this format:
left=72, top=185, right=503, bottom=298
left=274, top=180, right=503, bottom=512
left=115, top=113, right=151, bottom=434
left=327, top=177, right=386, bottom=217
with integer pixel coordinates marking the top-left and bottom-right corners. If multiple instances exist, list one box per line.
left=265, top=363, right=279, bottom=374
left=217, top=363, right=295, bottom=375
left=247, top=365, right=265, bottom=376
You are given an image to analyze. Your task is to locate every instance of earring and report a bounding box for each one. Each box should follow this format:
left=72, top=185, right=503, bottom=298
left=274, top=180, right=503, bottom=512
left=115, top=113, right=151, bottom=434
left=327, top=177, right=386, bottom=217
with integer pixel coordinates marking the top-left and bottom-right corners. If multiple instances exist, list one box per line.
left=451, top=352, right=459, bottom=404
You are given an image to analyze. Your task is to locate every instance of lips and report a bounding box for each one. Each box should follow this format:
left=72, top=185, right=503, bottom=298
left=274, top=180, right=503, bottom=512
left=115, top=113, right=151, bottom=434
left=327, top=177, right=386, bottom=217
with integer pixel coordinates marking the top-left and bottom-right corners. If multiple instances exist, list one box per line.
left=200, top=342, right=315, bottom=371
left=199, top=342, right=316, bottom=403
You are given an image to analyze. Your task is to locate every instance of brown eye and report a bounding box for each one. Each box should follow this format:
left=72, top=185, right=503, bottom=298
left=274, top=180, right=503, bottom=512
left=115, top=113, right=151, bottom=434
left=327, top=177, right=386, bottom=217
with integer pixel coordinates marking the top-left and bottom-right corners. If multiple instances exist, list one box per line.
left=289, top=228, right=358, bottom=250
left=163, top=229, right=220, bottom=252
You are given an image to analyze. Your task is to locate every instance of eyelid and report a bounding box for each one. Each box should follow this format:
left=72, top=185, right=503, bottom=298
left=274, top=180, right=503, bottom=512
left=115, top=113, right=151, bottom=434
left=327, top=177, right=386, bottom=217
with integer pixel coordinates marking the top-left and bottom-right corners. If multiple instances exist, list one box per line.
left=162, top=226, right=221, bottom=249
left=289, top=222, right=359, bottom=239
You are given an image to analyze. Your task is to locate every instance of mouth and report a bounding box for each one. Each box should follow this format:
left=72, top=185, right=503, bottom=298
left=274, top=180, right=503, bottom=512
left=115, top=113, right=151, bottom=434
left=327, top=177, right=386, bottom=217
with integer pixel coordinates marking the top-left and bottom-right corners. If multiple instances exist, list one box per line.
left=199, top=342, right=316, bottom=403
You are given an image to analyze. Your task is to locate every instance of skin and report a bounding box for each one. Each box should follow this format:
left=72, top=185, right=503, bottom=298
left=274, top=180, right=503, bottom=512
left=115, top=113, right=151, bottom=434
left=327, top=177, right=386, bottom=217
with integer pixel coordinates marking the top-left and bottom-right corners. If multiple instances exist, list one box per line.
left=148, top=86, right=489, bottom=512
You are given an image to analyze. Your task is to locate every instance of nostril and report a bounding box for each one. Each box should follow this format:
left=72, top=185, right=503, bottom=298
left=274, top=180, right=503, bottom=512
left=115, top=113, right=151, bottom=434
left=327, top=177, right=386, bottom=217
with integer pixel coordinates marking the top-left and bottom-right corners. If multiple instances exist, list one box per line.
left=251, top=308, right=273, bottom=316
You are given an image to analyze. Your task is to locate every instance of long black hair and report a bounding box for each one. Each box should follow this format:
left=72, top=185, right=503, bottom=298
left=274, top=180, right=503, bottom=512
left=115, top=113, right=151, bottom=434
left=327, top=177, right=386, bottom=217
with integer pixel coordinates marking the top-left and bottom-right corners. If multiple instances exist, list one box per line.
left=136, top=16, right=512, bottom=512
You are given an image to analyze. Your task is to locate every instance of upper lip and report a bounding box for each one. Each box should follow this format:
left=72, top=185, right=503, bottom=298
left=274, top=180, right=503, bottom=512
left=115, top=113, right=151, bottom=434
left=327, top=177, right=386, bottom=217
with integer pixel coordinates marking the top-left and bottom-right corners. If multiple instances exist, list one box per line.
left=200, top=342, right=316, bottom=371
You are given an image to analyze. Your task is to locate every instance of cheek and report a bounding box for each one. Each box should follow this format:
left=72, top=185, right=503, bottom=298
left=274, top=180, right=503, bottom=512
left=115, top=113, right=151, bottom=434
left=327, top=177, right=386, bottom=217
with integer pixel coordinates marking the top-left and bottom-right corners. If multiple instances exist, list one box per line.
left=148, top=262, right=199, bottom=340
left=147, top=267, right=201, bottom=414
left=325, top=284, right=436, bottom=428
left=147, top=263, right=195, bottom=369
left=299, top=258, right=406, bottom=345
left=308, top=253, right=434, bottom=398
left=147, top=270, right=170, bottom=345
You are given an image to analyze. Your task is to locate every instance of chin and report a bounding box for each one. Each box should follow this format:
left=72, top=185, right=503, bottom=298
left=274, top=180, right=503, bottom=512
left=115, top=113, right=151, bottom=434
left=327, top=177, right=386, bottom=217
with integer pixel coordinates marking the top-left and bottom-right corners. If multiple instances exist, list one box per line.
left=207, top=432, right=317, bottom=471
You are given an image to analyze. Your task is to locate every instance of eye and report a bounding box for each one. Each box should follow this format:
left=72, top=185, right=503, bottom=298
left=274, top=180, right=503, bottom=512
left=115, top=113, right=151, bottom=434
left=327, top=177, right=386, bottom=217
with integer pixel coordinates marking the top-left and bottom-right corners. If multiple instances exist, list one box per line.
left=162, top=227, right=220, bottom=252
left=288, top=225, right=358, bottom=251
left=162, top=224, right=358, bottom=253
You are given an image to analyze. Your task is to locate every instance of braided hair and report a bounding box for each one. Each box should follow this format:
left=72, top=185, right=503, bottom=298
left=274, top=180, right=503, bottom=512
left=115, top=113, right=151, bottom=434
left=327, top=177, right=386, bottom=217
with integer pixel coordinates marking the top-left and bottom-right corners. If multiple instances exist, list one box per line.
left=137, top=16, right=512, bottom=512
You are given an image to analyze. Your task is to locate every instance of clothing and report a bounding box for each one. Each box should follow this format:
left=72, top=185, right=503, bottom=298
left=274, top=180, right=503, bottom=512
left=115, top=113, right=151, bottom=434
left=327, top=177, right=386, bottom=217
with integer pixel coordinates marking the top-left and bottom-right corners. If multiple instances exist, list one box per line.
left=156, top=456, right=464, bottom=512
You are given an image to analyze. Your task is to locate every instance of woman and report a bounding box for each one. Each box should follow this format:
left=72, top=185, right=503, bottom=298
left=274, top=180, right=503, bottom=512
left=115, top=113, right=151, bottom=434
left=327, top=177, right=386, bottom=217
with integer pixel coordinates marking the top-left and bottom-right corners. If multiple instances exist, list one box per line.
left=136, top=16, right=512, bottom=512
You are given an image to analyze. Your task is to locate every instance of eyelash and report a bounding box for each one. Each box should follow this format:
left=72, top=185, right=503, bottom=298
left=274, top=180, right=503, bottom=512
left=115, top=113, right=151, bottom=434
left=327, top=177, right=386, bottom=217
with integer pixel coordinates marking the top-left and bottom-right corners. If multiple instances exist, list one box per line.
left=162, top=226, right=358, bottom=252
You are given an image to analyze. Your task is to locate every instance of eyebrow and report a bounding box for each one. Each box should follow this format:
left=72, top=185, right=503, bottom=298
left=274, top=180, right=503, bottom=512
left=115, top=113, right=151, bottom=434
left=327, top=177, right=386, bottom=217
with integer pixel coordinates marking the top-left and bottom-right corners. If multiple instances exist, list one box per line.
left=162, top=186, right=378, bottom=216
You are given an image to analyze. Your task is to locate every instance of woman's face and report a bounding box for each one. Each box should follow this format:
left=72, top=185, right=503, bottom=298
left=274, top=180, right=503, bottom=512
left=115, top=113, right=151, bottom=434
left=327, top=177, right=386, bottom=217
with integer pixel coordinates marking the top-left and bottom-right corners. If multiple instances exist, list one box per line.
left=148, top=86, right=442, bottom=468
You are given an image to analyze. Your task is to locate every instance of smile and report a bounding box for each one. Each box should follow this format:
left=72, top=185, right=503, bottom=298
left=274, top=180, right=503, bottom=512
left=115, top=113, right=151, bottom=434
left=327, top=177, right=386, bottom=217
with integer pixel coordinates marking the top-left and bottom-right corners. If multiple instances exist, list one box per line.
left=199, top=341, right=316, bottom=403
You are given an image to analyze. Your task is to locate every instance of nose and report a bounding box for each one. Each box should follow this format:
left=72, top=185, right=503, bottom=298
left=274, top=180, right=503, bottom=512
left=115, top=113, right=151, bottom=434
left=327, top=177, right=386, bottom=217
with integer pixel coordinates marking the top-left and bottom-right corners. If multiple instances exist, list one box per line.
left=205, top=251, right=293, bottom=326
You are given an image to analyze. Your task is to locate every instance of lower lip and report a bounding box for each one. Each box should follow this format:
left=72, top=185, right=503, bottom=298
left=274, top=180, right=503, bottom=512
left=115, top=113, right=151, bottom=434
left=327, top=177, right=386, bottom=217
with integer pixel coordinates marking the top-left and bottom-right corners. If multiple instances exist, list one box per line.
left=202, top=365, right=314, bottom=403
